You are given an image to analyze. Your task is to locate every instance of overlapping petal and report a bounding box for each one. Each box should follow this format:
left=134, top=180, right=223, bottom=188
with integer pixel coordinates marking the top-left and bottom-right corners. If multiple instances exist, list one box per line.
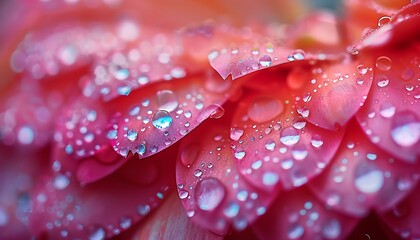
left=309, top=120, right=419, bottom=217
left=176, top=115, right=275, bottom=234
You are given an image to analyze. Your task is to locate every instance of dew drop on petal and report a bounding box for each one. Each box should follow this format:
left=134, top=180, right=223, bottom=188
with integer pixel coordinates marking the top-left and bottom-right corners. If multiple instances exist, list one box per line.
left=379, top=102, right=396, bottom=118
left=248, top=97, right=283, bottom=123
left=234, top=150, right=246, bottom=160
left=157, top=90, right=179, bottom=112
left=311, top=134, right=324, bottom=148
left=0, top=208, right=9, bottom=226
left=288, top=225, right=304, bottom=239
left=377, top=75, right=390, bottom=88
left=322, top=219, right=341, bottom=239
left=179, top=190, right=189, bottom=200
left=280, top=127, right=300, bottom=146
left=89, top=227, right=106, bottom=240
left=126, top=129, right=138, bottom=141
left=375, top=56, right=392, bottom=71
left=354, top=164, right=384, bottom=193
left=53, top=174, right=70, bottom=190
left=259, top=55, right=272, bottom=67
left=262, top=172, right=279, bottom=186
left=390, top=111, right=420, bottom=147
left=230, top=128, right=244, bottom=141
left=17, top=126, right=34, bottom=144
left=152, top=110, right=173, bottom=130
left=281, top=159, right=294, bottom=170
left=195, top=177, right=226, bottom=211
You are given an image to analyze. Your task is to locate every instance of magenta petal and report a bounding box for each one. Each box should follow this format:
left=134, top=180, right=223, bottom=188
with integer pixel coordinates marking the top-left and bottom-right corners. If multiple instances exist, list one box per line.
left=108, top=72, right=239, bottom=159
left=356, top=48, right=420, bottom=163
left=253, top=187, right=359, bottom=240
left=309, top=120, right=419, bottom=217
left=176, top=118, right=275, bottom=234
left=28, top=147, right=176, bottom=239
left=231, top=89, right=345, bottom=191
left=381, top=183, right=420, bottom=239
left=132, top=193, right=223, bottom=240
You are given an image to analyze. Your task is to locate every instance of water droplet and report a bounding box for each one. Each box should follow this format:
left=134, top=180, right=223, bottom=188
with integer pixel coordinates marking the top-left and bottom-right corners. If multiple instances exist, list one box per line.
left=252, top=160, right=263, bottom=170
left=280, top=127, right=300, bottom=146
left=17, top=126, right=34, bottom=145
left=208, top=50, right=219, bottom=61
left=357, top=64, right=369, bottom=75
left=262, top=172, right=279, bottom=186
left=297, top=107, right=310, bottom=118
left=379, top=102, right=396, bottom=118
left=354, top=164, right=384, bottom=193
left=378, top=16, right=391, bottom=27
left=248, top=97, right=283, bottom=123
left=230, top=128, right=244, bottom=141
left=292, top=118, right=306, bottom=130
left=376, top=56, right=392, bottom=71
left=208, top=105, right=225, bottom=119
left=112, top=66, right=130, bottom=80
left=397, top=177, right=413, bottom=191
left=152, top=110, right=173, bottom=130
left=391, top=111, right=420, bottom=147
left=224, top=202, right=240, bottom=218
left=157, top=90, right=178, bottom=112
left=311, top=135, right=324, bottom=148
left=259, top=55, right=272, bottom=67
left=179, top=190, right=189, bottom=199
left=126, top=129, right=138, bottom=141
left=137, top=75, right=150, bottom=85
left=181, top=144, right=200, bottom=167
left=401, top=68, right=414, bottom=81
left=236, top=190, right=248, bottom=201
left=322, top=219, right=341, bottom=239
left=195, top=177, right=226, bottom=211
left=117, top=85, right=131, bottom=96
left=89, top=227, right=106, bottom=240
left=193, top=169, right=203, bottom=177
left=377, top=75, right=389, bottom=88
left=106, top=129, right=118, bottom=140
left=170, top=67, right=186, bottom=79
left=119, top=217, right=132, bottom=229
left=117, top=20, right=140, bottom=41
left=234, top=150, right=246, bottom=160
left=135, top=144, right=146, bottom=155
left=265, top=139, right=276, bottom=151
left=0, top=207, right=9, bottom=226
left=288, top=225, right=304, bottom=239
left=291, top=147, right=308, bottom=160
left=281, top=159, right=294, bottom=170
left=54, top=174, right=70, bottom=190
left=137, top=204, right=151, bottom=216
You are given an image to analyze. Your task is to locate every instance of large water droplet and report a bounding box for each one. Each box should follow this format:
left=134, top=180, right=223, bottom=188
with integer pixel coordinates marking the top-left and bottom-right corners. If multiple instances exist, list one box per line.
left=157, top=90, right=178, bottom=112
left=17, top=126, right=34, bottom=145
left=280, top=127, right=300, bottom=146
left=311, top=135, right=324, bottom=148
left=53, top=174, right=70, bottom=190
left=126, top=129, right=138, bottom=141
left=375, top=56, right=392, bottom=71
left=262, top=172, right=279, bottom=186
left=354, top=164, right=384, bottom=193
left=89, top=227, right=106, bottom=240
left=391, top=111, right=420, bottom=147
left=379, top=102, right=396, bottom=118
left=179, top=190, right=189, bottom=199
left=152, top=110, right=173, bottom=130
left=248, top=97, right=283, bottom=123
left=195, top=177, right=226, bottom=211
left=377, top=16, right=391, bottom=27
left=230, top=128, right=244, bottom=141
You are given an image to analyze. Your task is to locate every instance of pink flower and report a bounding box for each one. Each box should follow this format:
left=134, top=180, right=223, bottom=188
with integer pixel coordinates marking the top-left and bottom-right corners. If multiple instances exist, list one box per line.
left=0, top=0, right=418, bottom=239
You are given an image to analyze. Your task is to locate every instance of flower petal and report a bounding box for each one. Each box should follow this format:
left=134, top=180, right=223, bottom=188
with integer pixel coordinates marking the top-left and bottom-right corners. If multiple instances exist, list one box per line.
left=108, top=71, right=241, bottom=159
left=131, top=193, right=223, bottom=240
left=356, top=48, right=420, bottom=163
left=309, top=120, right=419, bottom=217
left=295, top=60, right=373, bottom=130
left=176, top=116, right=275, bottom=234
left=380, top=183, right=420, bottom=239
left=252, top=187, right=359, bottom=240
left=29, top=146, right=176, bottom=239
left=231, top=78, right=345, bottom=191
left=0, top=146, right=46, bottom=240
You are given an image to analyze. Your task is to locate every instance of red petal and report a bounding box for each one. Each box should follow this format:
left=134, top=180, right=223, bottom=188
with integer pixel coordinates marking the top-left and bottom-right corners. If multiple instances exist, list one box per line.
left=176, top=116, right=275, bottom=234
left=231, top=80, right=345, bottom=191
left=295, top=60, right=374, bottom=130
left=309, top=120, right=419, bottom=217
left=0, top=146, right=46, bottom=240
left=29, top=146, right=176, bottom=239
left=108, top=71, right=241, bottom=160
left=380, top=183, right=420, bottom=239
left=131, top=193, right=223, bottom=240
left=356, top=48, right=420, bottom=163
left=253, top=187, right=359, bottom=240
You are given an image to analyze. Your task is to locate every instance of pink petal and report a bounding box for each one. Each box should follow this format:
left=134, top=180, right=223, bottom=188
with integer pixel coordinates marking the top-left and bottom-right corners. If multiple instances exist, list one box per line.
left=29, top=146, right=176, bottom=239
left=231, top=82, right=345, bottom=191
left=309, top=120, right=419, bottom=217
left=108, top=71, right=241, bottom=159
left=295, top=60, right=374, bottom=130
left=253, top=187, right=359, bottom=240
left=0, top=146, right=46, bottom=240
left=131, top=193, right=223, bottom=240
left=356, top=48, right=420, bottom=163
left=176, top=117, right=275, bottom=234
left=0, top=82, right=55, bottom=147
left=380, top=183, right=420, bottom=239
